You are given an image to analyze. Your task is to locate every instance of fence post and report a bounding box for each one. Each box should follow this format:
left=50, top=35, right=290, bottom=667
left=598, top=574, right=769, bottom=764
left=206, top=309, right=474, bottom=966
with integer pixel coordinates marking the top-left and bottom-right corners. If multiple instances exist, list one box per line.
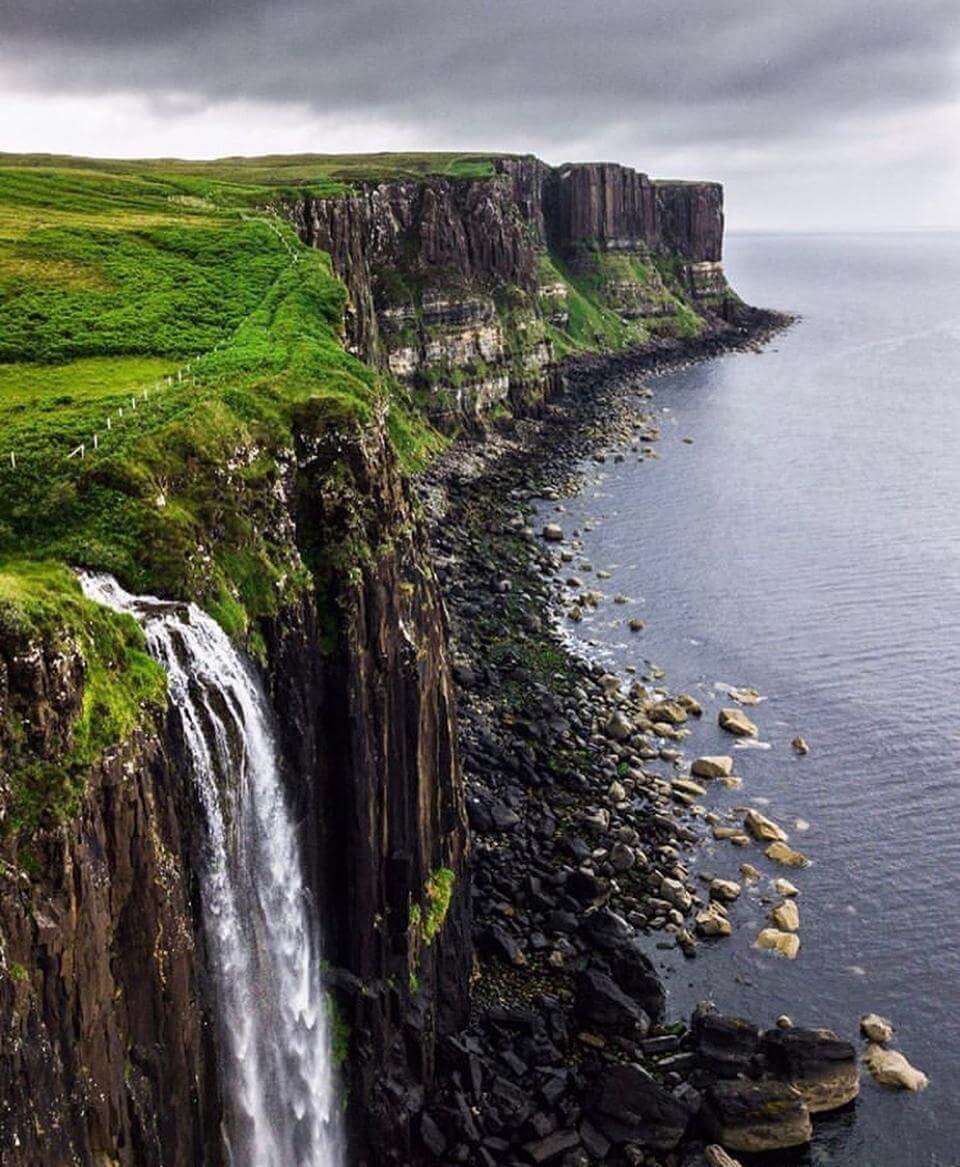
left=9, top=452, right=15, bottom=469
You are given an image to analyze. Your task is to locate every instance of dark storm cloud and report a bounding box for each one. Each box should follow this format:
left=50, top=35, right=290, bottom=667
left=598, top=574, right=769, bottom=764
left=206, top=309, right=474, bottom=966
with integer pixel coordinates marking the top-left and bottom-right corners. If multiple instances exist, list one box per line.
left=1, top=0, right=958, bottom=152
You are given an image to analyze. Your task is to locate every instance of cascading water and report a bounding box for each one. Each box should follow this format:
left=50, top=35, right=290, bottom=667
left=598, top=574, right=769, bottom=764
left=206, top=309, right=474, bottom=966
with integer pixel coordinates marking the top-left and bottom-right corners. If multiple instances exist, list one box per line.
left=80, top=573, right=342, bottom=1167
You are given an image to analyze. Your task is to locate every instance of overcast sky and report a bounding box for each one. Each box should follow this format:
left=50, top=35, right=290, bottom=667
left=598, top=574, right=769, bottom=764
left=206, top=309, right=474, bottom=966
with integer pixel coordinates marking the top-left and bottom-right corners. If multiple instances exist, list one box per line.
left=1, top=0, right=958, bottom=229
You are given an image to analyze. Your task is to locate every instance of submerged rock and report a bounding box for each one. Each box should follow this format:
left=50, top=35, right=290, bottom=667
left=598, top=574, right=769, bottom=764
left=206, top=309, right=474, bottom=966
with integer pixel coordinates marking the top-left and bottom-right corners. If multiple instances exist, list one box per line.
left=791, top=735, right=810, bottom=754
left=701, top=1080, right=812, bottom=1152
left=864, top=1045, right=929, bottom=1091
left=763, top=1027, right=860, bottom=1112
left=765, top=841, right=809, bottom=867
left=718, top=708, right=758, bottom=737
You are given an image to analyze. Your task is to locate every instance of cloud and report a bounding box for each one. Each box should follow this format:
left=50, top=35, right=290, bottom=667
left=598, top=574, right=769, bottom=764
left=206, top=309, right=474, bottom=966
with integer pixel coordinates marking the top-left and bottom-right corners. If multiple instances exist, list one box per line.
left=0, top=0, right=957, bottom=226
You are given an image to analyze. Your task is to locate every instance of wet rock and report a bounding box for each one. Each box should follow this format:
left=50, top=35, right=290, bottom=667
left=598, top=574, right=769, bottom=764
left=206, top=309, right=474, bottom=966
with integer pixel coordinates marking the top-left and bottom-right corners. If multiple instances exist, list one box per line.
left=791, top=736, right=809, bottom=754
left=659, top=877, right=692, bottom=913
left=774, top=878, right=799, bottom=897
left=691, top=756, right=734, bottom=779
left=704, top=1146, right=743, bottom=1167
left=744, top=809, right=787, bottom=843
left=523, top=1129, right=581, bottom=1162
left=765, top=842, right=809, bottom=868
left=728, top=687, right=762, bottom=706
left=692, top=1006, right=761, bottom=1078
left=481, top=924, right=527, bottom=966
left=609, top=842, right=636, bottom=871
left=647, top=700, right=688, bottom=726
left=695, top=906, right=731, bottom=938
left=860, top=1014, right=894, bottom=1044
left=755, top=928, right=800, bottom=959
left=709, top=879, right=741, bottom=903
left=776, top=1016, right=793, bottom=1029
left=864, top=1045, right=928, bottom=1091
left=763, top=1027, right=859, bottom=1113
left=701, top=1080, right=812, bottom=1152
left=628, top=618, right=646, bottom=632
left=770, top=900, right=799, bottom=932
left=576, top=969, right=650, bottom=1036
left=543, top=524, right=564, bottom=542
left=605, top=710, right=634, bottom=741
left=590, top=1064, right=690, bottom=1150
left=467, top=792, right=521, bottom=833
left=739, top=863, right=760, bottom=882
left=718, top=708, right=758, bottom=737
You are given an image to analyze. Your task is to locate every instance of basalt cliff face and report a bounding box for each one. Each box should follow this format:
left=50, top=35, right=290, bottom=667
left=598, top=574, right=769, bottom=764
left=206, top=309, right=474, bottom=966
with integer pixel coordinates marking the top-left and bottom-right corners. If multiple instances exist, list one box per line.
left=0, top=409, right=470, bottom=1166
left=287, top=157, right=741, bottom=427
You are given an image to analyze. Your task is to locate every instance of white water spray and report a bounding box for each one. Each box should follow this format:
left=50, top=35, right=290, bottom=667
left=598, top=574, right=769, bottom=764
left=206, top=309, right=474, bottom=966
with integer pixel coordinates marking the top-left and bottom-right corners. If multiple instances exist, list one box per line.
left=80, top=574, right=342, bottom=1167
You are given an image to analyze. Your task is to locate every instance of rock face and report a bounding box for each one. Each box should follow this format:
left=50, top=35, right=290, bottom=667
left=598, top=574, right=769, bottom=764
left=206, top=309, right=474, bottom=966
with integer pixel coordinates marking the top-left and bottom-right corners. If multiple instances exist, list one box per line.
left=0, top=635, right=218, bottom=1165
left=287, top=156, right=742, bottom=428
left=0, top=409, right=471, bottom=1166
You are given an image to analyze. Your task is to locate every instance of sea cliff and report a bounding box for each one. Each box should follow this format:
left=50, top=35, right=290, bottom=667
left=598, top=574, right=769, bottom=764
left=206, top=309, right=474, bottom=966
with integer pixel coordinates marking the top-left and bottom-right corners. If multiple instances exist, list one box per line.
left=0, top=150, right=782, bottom=1165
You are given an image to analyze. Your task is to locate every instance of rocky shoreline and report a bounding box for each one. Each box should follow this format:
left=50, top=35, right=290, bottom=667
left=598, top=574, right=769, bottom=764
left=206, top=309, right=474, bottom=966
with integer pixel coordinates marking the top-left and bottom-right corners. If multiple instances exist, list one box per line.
left=411, top=321, right=881, bottom=1165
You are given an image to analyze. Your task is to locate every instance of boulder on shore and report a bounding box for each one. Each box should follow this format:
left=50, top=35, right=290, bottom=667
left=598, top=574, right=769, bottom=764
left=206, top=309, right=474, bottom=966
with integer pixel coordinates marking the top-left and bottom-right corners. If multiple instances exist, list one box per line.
left=701, top=1080, right=812, bottom=1152
left=744, top=809, right=787, bottom=843
left=696, top=905, right=732, bottom=938
left=771, top=900, right=800, bottom=932
left=864, top=1045, right=928, bottom=1091
left=542, top=523, right=564, bottom=541
left=762, top=1027, right=860, bottom=1112
left=756, top=928, right=800, bottom=959
left=765, top=841, right=809, bottom=868
left=692, top=755, right=734, bottom=779
left=576, top=969, right=650, bottom=1035
left=590, top=1063, right=690, bottom=1149
left=693, top=1006, right=761, bottom=1078
left=860, top=1013, right=894, bottom=1044
left=718, top=707, right=759, bottom=736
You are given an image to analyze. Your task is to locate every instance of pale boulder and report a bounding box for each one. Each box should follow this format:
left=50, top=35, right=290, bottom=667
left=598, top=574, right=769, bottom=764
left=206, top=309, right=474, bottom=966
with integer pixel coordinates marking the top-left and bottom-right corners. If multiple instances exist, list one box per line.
left=745, top=809, right=788, bottom=843
left=691, top=755, right=734, bottom=779
left=696, top=905, right=732, bottom=937
left=771, top=900, right=800, bottom=932
left=756, top=928, right=801, bottom=959
left=719, top=708, right=759, bottom=737
left=860, top=1014, right=894, bottom=1044
left=766, top=841, right=809, bottom=868
left=775, top=877, right=800, bottom=897
left=710, top=878, right=742, bottom=903
left=864, top=1044, right=928, bottom=1091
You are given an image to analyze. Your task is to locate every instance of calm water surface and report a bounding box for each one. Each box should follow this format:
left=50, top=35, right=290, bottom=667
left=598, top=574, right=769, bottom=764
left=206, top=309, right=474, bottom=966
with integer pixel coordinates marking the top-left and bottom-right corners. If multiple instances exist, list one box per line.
left=549, top=233, right=960, bottom=1164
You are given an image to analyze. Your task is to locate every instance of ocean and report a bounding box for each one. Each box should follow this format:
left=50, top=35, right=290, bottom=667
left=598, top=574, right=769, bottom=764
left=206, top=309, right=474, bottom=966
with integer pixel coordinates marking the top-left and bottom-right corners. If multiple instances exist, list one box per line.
left=550, top=231, right=960, bottom=1164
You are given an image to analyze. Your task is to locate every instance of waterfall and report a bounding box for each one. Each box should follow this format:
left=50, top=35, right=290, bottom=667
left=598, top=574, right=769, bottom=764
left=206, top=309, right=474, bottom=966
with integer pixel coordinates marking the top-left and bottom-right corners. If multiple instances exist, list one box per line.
left=80, top=574, right=342, bottom=1167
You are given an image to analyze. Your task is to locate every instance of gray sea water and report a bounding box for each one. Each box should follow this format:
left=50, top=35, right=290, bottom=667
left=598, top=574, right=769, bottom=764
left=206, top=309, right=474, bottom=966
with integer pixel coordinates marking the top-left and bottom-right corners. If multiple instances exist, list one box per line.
left=551, top=232, right=960, bottom=1164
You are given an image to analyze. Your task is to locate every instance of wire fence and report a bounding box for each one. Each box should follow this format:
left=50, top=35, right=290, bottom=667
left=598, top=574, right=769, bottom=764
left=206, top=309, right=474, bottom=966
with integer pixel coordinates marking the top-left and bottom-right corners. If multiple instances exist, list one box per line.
left=2, top=212, right=303, bottom=480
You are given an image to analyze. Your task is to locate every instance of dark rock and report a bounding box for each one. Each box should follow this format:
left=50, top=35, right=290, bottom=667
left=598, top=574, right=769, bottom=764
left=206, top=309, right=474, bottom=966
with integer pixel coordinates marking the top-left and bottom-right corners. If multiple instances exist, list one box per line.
left=523, top=1129, right=581, bottom=1163
left=692, top=1004, right=761, bottom=1078
left=701, top=1080, right=813, bottom=1152
left=590, top=1064, right=690, bottom=1150
left=762, top=1027, right=860, bottom=1112
left=576, top=969, right=650, bottom=1035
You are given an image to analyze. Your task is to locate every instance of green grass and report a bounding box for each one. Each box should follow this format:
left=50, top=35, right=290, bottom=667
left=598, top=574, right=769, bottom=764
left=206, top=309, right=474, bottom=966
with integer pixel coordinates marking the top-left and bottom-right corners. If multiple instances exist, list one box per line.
left=0, top=559, right=167, bottom=841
